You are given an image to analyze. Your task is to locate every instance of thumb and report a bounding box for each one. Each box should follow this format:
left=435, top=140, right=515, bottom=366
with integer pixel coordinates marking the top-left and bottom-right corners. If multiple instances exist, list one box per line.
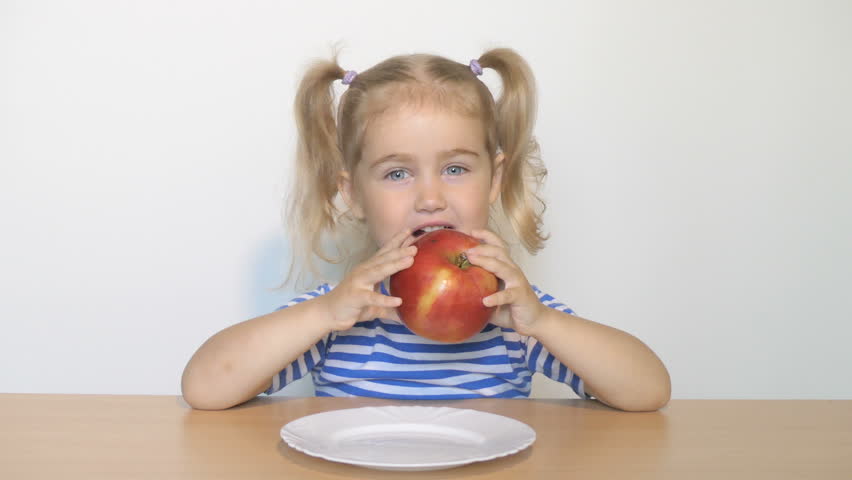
left=487, top=305, right=512, bottom=328
left=363, top=305, right=402, bottom=323
left=377, top=307, right=402, bottom=323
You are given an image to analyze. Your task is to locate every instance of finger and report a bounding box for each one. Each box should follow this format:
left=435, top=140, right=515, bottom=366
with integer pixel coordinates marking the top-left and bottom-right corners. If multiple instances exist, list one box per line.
left=360, top=244, right=417, bottom=274
left=465, top=243, right=512, bottom=265
left=377, top=228, right=414, bottom=254
left=401, top=233, right=419, bottom=248
left=384, top=244, right=418, bottom=262
left=367, top=306, right=402, bottom=323
left=361, top=252, right=416, bottom=286
left=470, top=228, right=508, bottom=249
left=464, top=252, right=521, bottom=285
left=364, top=291, right=402, bottom=309
left=482, top=287, right=517, bottom=308
left=372, top=243, right=418, bottom=265
left=487, top=305, right=512, bottom=328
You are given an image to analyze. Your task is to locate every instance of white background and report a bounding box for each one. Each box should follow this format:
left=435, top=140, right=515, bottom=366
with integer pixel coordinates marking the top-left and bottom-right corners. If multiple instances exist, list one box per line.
left=2, top=1, right=850, bottom=399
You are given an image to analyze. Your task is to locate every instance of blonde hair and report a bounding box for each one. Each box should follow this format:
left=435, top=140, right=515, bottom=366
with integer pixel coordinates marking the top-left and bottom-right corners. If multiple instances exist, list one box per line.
left=284, top=48, right=548, bottom=289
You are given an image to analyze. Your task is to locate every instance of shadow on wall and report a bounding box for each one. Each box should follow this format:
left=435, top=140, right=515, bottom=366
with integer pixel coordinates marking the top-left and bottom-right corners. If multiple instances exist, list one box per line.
left=249, top=230, right=296, bottom=319
left=249, top=230, right=347, bottom=318
left=248, top=230, right=347, bottom=397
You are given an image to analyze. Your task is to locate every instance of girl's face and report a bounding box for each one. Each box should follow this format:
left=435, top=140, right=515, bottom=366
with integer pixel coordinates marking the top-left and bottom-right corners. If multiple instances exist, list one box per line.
left=339, top=106, right=503, bottom=248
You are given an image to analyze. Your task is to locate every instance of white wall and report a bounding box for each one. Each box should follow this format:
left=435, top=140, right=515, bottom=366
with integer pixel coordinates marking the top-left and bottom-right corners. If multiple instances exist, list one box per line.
left=1, top=1, right=850, bottom=399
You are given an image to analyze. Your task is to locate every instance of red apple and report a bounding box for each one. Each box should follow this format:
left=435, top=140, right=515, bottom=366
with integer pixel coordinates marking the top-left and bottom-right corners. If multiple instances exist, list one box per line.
left=390, top=228, right=499, bottom=343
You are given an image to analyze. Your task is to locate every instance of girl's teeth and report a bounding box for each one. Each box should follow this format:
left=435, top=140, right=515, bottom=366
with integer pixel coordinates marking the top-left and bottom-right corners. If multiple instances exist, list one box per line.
left=414, top=225, right=451, bottom=237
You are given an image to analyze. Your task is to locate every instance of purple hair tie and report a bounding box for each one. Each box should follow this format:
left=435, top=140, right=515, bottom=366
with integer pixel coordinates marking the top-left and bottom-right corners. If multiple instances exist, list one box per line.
left=342, top=70, right=358, bottom=85
left=469, top=59, right=483, bottom=76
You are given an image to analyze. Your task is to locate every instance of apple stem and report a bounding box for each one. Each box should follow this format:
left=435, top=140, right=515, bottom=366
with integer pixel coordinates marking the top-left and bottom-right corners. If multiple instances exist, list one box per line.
left=457, top=252, right=472, bottom=270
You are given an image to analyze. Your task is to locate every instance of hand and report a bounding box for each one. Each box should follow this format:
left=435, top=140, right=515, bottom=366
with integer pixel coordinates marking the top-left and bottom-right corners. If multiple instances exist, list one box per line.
left=319, top=228, right=417, bottom=332
left=464, top=229, right=546, bottom=337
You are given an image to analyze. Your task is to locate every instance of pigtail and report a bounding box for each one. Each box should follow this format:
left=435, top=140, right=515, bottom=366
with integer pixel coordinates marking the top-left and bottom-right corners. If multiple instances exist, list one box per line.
left=479, top=48, right=549, bottom=253
left=284, top=58, right=346, bottom=286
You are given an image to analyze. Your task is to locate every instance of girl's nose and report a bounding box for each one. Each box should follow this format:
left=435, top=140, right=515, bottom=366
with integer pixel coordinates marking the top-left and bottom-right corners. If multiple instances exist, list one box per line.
left=414, top=177, right=447, bottom=213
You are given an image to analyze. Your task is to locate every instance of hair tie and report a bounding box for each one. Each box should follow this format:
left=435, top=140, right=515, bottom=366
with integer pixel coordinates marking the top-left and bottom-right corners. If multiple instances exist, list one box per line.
left=469, top=59, right=483, bottom=76
left=342, top=70, right=358, bottom=85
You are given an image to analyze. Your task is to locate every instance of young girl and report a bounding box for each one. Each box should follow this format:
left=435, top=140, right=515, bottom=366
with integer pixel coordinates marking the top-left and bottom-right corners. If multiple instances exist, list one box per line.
left=181, top=48, right=671, bottom=412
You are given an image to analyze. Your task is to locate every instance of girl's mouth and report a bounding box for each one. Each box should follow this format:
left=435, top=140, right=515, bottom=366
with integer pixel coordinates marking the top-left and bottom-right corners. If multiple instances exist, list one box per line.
left=413, top=225, right=453, bottom=237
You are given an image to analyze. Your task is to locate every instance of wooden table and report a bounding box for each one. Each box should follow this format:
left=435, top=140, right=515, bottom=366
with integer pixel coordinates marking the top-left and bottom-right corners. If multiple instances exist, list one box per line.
left=1, top=394, right=850, bottom=479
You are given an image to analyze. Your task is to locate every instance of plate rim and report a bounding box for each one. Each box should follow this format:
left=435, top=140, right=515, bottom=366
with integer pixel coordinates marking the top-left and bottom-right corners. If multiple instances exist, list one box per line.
left=279, top=405, right=536, bottom=470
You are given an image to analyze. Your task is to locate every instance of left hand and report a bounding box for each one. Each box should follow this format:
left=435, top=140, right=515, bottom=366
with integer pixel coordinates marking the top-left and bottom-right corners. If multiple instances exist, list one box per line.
left=465, top=229, right=546, bottom=337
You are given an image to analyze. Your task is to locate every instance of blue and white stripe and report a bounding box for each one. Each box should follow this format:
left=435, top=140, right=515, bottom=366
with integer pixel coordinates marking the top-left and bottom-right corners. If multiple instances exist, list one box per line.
left=266, top=283, right=590, bottom=400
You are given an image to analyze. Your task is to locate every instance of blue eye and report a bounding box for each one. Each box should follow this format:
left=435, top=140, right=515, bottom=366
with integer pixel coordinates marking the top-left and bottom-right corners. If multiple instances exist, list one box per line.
left=445, top=165, right=468, bottom=176
left=386, top=169, right=409, bottom=181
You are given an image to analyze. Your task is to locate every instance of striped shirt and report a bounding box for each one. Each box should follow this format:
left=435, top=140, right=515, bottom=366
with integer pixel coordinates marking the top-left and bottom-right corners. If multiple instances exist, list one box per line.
left=265, top=283, right=590, bottom=400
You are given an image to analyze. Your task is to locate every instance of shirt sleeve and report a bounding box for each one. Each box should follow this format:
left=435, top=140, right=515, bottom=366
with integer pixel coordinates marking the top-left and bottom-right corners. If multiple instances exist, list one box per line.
left=264, top=283, right=334, bottom=395
left=524, top=285, right=594, bottom=400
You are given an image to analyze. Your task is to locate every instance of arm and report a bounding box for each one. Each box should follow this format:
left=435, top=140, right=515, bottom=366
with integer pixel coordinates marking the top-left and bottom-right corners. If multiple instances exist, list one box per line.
left=526, top=307, right=671, bottom=412
left=466, top=229, right=671, bottom=412
left=181, top=229, right=418, bottom=411
left=181, top=296, right=332, bottom=410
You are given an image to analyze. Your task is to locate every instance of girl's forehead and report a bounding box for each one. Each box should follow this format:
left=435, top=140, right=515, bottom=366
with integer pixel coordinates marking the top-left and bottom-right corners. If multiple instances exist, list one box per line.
left=341, top=81, right=496, bottom=170
left=362, top=107, right=486, bottom=151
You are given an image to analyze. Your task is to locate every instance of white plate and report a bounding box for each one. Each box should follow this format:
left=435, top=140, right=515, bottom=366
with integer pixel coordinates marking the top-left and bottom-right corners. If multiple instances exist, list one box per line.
left=280, top=406, right=536, bottom=471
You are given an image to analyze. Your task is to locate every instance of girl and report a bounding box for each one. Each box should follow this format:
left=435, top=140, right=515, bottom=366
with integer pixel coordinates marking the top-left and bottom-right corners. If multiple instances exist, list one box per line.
left=181, top=48, right=671, bottom=411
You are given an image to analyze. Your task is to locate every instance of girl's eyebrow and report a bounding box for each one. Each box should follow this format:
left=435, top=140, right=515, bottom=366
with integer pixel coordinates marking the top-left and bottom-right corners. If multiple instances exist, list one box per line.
left=368, top=153, right=412, bottom=169
left=439, top=148, right=481, bottom=160
left=368, top=149, right=481, bottom=170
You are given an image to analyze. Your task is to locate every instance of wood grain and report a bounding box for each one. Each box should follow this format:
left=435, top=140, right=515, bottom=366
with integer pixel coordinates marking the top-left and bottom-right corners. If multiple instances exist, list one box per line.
left=1, top=394, right=850, bottom=479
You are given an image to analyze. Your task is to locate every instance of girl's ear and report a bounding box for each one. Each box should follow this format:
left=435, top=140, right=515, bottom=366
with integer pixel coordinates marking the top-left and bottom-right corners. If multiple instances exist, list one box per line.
left=338, top=170, right=366, bottom=220
left=489, top=152, right=505, bottom=205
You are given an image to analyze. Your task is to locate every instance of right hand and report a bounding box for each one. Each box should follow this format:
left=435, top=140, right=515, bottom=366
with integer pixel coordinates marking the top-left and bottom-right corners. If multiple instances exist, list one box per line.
left=319, top=228, right=418, bottom=332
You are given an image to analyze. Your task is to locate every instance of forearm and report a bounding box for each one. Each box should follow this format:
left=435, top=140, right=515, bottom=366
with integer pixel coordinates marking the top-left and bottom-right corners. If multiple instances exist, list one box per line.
left=181, top=297, right=332, bottom=410
left=528, top=308, right=671, bottom=411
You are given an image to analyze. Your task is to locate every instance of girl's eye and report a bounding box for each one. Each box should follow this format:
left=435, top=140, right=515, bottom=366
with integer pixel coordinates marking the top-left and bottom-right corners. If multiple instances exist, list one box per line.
left=445, top=165, right=468, bottom=176
left=386, top=169, right=409, bottom=181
